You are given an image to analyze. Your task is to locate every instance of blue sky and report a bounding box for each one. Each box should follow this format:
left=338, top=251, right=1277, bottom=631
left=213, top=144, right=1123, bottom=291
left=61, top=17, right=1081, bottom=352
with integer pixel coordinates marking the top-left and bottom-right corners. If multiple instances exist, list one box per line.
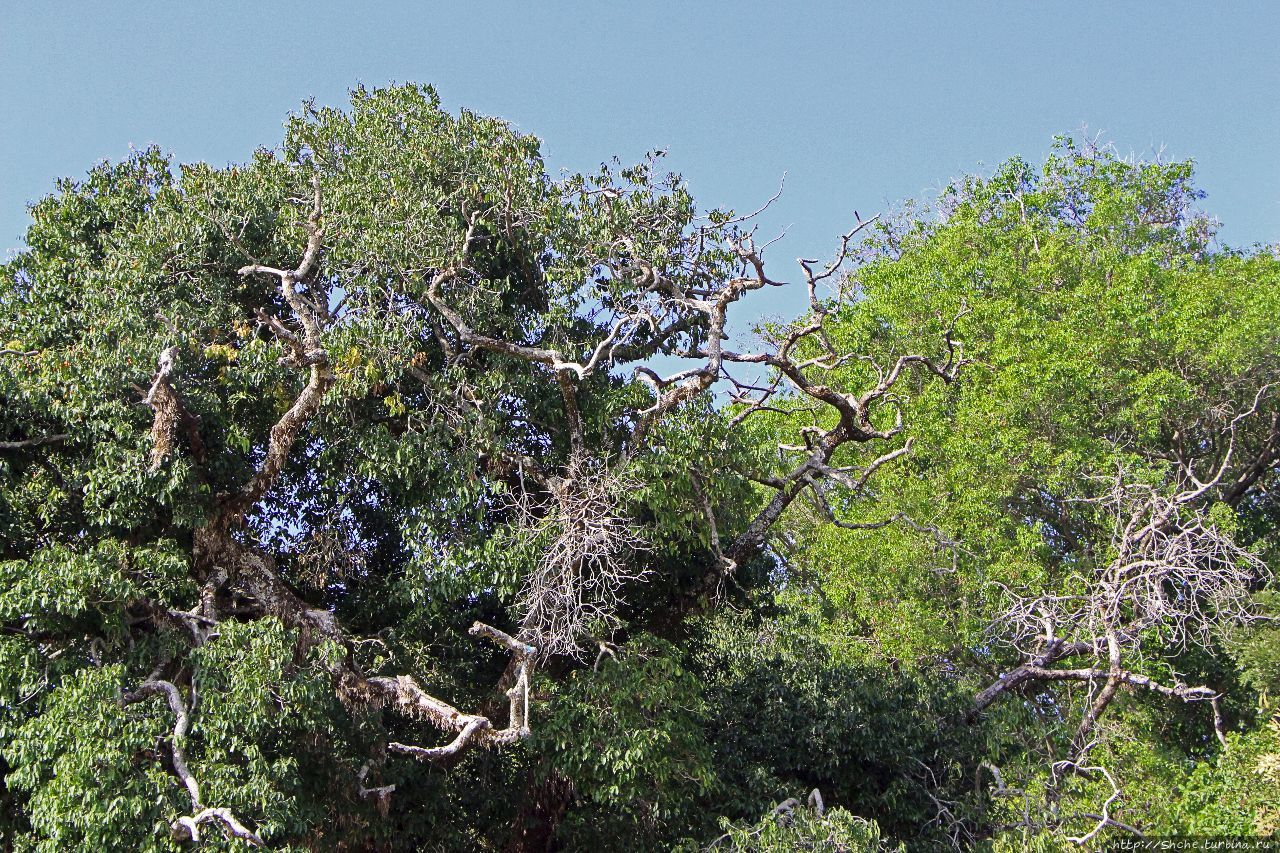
left=3, top=2, right=1278, bottom=323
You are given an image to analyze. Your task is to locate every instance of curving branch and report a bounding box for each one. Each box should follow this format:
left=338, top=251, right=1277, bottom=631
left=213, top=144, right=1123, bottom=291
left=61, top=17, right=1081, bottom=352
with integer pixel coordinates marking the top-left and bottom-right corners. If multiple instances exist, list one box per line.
left=373, top=622, right=536, bottom=763
left=719, top=303, right=968, bottom=569
left=122, top=680, right=263, bottom=847
left=356, top=761, right=396, bottom=816
left=1052, top=760, right=1134, bottom=846
left=223, top=174, right=334, bottom=522
left=191, top=527, right=538, bottom=765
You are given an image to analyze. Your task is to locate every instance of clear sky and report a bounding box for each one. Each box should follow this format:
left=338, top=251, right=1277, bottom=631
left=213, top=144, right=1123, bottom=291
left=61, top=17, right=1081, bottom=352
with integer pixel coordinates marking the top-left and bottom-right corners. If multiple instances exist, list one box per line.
left=3, top=2, right=1278, bottom=324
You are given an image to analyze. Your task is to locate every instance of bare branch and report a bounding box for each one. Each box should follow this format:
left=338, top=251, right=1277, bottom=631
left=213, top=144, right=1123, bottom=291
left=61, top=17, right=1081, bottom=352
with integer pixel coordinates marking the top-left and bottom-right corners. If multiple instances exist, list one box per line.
left=222, top=174, right=334, bottom=521
left=122, top=680, right=263, bottom=847
left=371, top=620, right=536, bottom=762
left=507, top=456, right=649, bottom=658
left=1053, top=761, right=1127, bottom=846
left=356, top=762, right=395, bottom=817
left=971, top=467, right=1260, bottom=782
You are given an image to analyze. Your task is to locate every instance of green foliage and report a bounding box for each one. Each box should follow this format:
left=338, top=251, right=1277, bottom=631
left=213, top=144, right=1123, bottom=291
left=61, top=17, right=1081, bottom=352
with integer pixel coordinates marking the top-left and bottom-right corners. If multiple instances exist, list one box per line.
left=766, top=137, right=1280, bottom=845
left=695, top=799, right=894, bottom=852
left=1225, top=591, right=1280, bottom=706
left=6, top=665, right=178, bottom=852
left=691, top=602, right=982, bottom=848
left=2, top=85, right=1276, bottom=850
left=796, top=138, right=1280, bottom=661
left=0, top=82, right=759, bottom=849
left=3, top=620, right=374, bottom=851
left=532, top=638, right=716, bottom=849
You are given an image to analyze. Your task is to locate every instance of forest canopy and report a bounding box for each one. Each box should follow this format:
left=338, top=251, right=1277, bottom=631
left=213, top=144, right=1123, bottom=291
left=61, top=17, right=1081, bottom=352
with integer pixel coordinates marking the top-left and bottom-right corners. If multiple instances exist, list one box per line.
left=2, top=83, right=1278, bottom=851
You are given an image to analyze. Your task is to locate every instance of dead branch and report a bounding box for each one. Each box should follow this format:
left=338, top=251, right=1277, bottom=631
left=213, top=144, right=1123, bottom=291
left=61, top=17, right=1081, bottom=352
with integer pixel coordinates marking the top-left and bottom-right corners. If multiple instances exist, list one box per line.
left=356, top=762, right=395, bottom=817
left=172, top=180, right=541, bottom=771
left=413, top=175, right=959, bottom=623
left=378, top=622, right=536, bottom=762
left=193, top=527, right=537, bottom=764
left=507, top=456, right=649, bottom=658
left=972, top=437, right=1271, bottom=827
left=1051, top=760, right=1129, bottom=846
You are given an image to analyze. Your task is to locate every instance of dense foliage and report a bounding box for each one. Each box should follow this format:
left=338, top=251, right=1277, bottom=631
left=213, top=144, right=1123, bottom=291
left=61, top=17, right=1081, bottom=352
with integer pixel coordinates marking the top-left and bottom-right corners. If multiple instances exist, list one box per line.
left=1, top=85, right=1276, bottom=850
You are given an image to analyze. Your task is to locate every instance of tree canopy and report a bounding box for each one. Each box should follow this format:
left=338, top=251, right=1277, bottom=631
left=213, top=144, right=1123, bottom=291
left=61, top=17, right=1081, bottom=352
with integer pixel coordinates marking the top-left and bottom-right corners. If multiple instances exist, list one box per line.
left=1, top=84, right=1277, bottom=851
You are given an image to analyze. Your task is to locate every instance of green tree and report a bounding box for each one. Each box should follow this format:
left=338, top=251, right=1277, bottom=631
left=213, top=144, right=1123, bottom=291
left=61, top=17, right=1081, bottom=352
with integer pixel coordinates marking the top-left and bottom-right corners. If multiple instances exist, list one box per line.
left=0, top=84, right=957, bottom=850
left=783, top=137, right=1280, bottom=843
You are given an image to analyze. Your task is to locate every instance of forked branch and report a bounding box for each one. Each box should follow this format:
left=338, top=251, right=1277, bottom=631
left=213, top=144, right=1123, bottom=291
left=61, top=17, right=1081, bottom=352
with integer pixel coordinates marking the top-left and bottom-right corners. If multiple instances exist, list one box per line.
left=122, top=680, right=263, bottom=847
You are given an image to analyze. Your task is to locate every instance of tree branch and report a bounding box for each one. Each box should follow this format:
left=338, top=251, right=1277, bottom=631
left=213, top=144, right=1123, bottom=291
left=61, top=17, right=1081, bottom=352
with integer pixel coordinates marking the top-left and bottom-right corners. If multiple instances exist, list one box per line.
left=122, top=680, right=263, bottom=847
left=222, top=174, right=334, bottom=521
left=0, top=434, right=68, bottom=451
